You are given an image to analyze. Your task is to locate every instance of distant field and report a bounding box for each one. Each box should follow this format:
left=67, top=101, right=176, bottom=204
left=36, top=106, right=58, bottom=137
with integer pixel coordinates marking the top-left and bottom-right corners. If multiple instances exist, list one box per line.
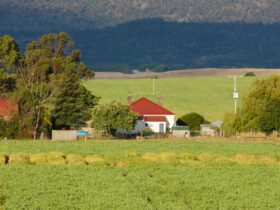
left=1, top=140, right=280, bottom=209
left=84, top=77, right=257, bottom=121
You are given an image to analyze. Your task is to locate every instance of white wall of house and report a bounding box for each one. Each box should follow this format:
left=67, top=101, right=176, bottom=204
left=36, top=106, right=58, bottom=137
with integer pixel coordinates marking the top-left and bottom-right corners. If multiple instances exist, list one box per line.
left=143, top=115, right=175, bottom=129
left=146, top=121, right=167, bottom=133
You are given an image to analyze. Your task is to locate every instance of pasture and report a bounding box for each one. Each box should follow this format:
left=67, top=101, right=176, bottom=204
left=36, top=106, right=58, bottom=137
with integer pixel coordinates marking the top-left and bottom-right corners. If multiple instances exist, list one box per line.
left=1, top=140, right=280, bottom=209
left=84, top=77, right=256, bottom=121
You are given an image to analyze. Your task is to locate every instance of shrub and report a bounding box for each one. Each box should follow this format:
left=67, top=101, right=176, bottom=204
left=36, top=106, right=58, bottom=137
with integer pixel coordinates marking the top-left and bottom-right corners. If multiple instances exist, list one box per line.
left=9, top=153, right=30, bottom=165
left=0, top=153, right=7, bottom=165
left=47, top=152, right=66, bottom=165
left=177, top=112, right=209, bottom=130
left=84, top=155, right=105, bottom=165
left=66, top=154, right=85, bottom=165
left=30, top=154, right=47, bottom=165
left=244, top=72, right=256, bottom=77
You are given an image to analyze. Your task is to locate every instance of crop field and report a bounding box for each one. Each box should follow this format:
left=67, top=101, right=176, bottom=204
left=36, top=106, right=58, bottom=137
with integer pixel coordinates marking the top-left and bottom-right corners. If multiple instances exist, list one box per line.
left=84, top=77, right=257, bottom=121
left=1, top=140, right=280, bottom=209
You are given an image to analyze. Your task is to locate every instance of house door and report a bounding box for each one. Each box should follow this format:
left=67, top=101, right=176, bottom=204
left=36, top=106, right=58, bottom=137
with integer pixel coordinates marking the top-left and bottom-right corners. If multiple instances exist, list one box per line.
left=159, top=123, right=165, bottom=133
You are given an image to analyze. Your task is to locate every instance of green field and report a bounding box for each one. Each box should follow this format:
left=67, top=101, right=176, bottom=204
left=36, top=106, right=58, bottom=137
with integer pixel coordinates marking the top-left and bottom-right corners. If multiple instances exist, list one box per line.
left=84, top=77, right=257, bottom=121
left=1, top=140, right=280, bottom=209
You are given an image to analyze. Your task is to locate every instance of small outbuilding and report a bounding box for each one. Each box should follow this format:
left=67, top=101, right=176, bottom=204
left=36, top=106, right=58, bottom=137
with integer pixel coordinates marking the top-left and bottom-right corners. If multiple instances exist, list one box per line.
left=172, top=126, right=190, bottom=138
left=200, top=121, right=223, bottom=137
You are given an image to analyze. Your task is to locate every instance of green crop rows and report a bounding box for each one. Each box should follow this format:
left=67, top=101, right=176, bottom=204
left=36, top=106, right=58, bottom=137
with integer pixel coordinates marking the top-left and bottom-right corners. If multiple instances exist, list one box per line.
left=1, top=140, right=280, bottom=209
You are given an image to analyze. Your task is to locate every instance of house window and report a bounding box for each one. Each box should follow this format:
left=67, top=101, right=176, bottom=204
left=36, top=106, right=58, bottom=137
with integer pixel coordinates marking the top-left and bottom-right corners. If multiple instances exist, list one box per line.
left=145, top=123, right=148, bottom=127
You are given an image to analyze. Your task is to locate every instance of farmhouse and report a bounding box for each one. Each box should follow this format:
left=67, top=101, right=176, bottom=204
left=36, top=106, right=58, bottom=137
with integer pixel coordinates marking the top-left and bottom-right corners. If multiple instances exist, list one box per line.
left=129, top=97, right=175, bottom=133
left=0, top=98, right=18, bottom=120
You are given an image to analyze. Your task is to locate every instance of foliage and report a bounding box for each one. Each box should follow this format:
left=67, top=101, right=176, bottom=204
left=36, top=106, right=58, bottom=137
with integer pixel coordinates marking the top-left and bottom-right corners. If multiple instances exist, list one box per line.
left=0, top=35, right=21, bottom=72
left=177, top=112, right=209, bottom=130
left=51, top=72, right=97, bottom=129
left=0, top=33, right=96, bottom=139
left=0, top=116, right=19, bottom=139
left=223, top=76, right=280, bottom=133
left=259, top=98, right=280, bottom=132
left=244, top=72, right=256, bottom=77
left=92, top=101, right=138, bottom=135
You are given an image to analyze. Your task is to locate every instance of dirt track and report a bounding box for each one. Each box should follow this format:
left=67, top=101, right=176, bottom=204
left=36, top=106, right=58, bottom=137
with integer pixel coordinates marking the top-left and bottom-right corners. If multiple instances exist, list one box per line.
left=95, top=68, right=280, bottom=79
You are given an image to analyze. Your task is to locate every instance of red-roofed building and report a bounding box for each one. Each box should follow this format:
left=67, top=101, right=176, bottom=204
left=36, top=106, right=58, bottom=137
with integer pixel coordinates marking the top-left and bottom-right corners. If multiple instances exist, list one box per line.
left=0, top=98, right=18, bottom=120
left=129, top=97, right=175, bottom=133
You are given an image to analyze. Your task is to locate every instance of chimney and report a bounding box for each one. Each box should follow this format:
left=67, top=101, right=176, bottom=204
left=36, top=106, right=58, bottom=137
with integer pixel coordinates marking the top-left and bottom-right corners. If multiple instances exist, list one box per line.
left=158, top=96, right=163, bottom=105
left=127, top=94, right=132, bottom=105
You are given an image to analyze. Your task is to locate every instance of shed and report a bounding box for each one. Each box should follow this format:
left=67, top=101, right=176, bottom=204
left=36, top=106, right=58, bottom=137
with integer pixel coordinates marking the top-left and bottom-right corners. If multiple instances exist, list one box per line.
left=172, top=126, right=190, bottom=138
left=52, top=130, right=77, bottom=141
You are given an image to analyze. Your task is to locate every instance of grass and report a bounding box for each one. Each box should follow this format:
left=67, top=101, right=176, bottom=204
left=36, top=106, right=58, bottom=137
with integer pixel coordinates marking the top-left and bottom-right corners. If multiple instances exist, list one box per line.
left=84, top=77, right=257, bottom=121
left=1, top=140, right=280, bottom=209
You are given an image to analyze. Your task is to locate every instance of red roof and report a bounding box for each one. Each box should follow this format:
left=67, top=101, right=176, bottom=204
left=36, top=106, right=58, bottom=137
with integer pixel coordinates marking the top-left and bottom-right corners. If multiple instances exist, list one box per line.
left=0, top=98, right=18, bottom=116
left=144, top=116, right=167, bottom=122
left=130, top=97, right=174, bottom=116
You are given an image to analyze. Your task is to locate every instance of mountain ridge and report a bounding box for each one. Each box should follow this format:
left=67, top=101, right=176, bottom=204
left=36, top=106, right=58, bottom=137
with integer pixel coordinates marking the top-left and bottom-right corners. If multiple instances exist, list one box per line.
left=1, top=0, right=280, bottom=31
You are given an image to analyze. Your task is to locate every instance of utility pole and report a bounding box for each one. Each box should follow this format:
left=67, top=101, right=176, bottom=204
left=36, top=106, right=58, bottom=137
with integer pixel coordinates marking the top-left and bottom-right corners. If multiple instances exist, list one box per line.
left=152, top=75, right=155, bottom=96
left=229, top=75, right=243, bottom=114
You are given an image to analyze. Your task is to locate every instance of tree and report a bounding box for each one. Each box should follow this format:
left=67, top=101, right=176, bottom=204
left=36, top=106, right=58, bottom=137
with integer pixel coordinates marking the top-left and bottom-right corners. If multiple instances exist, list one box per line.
left=0, top=35, right=21, bottom=95
left=177, top=112, right=209, bottom=130
left=92, top=102, right=138, bottom=135
left=259, top=98, right=280, bottom=132
left=16, top=32, right=95, bottom=139
left=51, top=72, right=98, bottom=129
left=223, top=76, right=280, bottom=133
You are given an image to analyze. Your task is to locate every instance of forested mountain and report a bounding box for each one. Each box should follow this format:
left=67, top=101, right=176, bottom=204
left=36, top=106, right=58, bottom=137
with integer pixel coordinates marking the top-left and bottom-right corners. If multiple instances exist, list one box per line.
left=1, top=0, right=280, bottom=71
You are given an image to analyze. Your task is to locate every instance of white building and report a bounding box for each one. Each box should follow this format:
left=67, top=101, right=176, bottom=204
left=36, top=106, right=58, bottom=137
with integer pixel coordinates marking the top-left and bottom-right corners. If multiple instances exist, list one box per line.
left=129, top=97, right=175, bottom=134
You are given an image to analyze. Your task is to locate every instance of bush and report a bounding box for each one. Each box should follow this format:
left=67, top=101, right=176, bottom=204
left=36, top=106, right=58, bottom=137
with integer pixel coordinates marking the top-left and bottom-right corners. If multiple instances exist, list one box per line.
left=177, top=112, right=209, bottom=130
left=30, top=154, right=47, bottom=165
left=0, top=153, right=7, bottom=165
left=47, top=152, right=66, bottom=165
left=9, top=153, right=30, bottom=165
left=244, top=72, right=256, bottom=77
left=66, top=154, right=85, bottom=165
left=84, top=155, right=105, bottom=165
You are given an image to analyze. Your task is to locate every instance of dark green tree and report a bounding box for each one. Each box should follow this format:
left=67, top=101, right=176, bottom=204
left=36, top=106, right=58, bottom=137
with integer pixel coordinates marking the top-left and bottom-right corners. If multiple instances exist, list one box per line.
left=92, top=101, right=138, bottom=135
left=259, top=99, right=280, bottom=132
left=51, top=72, right=97, bottom=129
left=177, top=112, right=209, bottom=130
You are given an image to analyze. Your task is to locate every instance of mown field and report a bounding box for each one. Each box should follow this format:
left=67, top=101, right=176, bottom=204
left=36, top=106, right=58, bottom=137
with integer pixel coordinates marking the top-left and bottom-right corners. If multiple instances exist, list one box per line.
left=1, top=140, right=280, bottom=209
left=84, top=77, right=257, bottom=121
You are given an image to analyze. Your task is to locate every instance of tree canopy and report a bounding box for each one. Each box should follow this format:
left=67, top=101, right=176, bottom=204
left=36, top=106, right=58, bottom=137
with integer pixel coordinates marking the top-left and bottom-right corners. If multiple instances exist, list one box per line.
left=223, top=76, right=280, bottom=134
left=177, top=113, right=209, bottom=130
left=92, top=102, right=138, bottom=136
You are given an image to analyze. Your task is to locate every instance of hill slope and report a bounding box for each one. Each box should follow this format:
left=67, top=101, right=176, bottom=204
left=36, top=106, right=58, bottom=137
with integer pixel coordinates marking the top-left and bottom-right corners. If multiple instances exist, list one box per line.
left=84, top=77, right=257, bottom=121
left=2, top=1, right=280, bottom=71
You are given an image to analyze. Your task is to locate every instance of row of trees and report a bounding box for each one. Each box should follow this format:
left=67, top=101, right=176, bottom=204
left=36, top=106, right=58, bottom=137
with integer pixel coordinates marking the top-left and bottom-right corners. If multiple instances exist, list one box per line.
left=0, top=33, right=96, bottom=139
left=222, top=76, right=280, bottom=135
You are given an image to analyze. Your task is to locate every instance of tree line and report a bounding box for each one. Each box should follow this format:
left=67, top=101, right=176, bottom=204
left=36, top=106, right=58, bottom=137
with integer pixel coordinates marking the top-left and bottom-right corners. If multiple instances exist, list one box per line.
left=0, top=33, right=96, bottom=140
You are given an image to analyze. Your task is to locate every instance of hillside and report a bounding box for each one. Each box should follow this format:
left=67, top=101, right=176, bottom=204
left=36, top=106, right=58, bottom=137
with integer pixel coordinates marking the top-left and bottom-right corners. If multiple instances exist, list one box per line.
left=1, top=0, right=280, bottom=30
left=84, top=76, right=257, bottom=121
left=2, top=1, right=280, bottom=71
